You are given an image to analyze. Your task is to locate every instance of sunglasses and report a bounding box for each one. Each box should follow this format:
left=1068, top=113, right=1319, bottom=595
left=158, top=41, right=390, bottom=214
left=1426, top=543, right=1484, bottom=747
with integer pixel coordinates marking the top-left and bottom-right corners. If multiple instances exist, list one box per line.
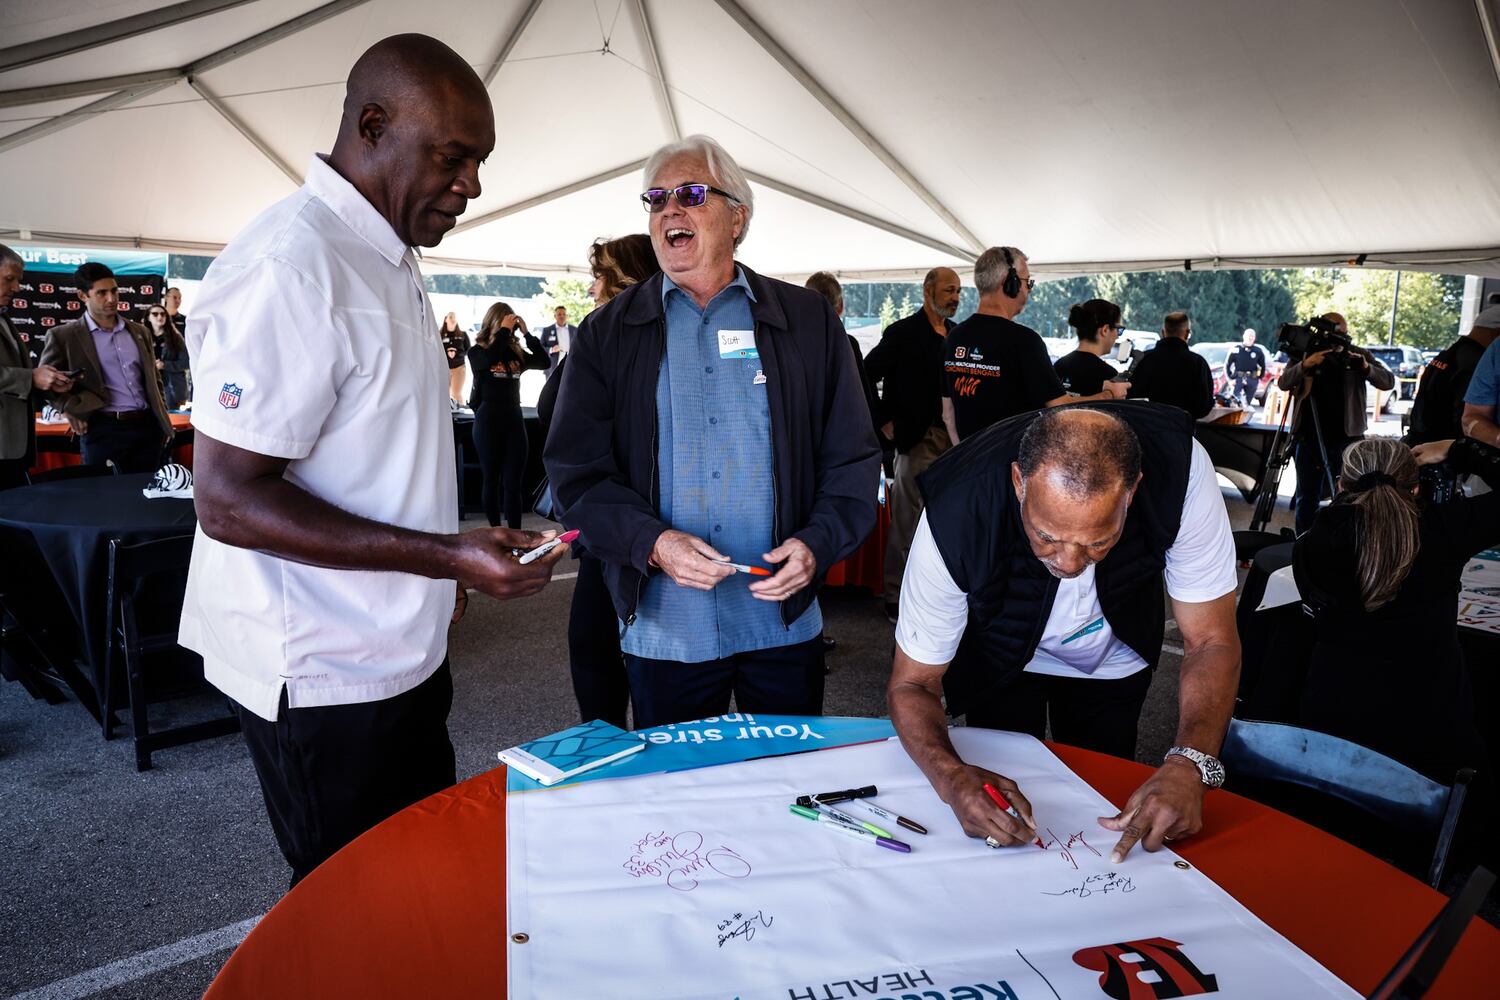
left=148, top=311, right=166, bottom=317
left=640, top=183, right=737, bottom=213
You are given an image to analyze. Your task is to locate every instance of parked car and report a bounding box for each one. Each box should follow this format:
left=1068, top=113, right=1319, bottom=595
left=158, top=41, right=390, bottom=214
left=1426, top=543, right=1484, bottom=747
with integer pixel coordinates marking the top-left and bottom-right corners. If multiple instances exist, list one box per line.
left=1361, top=344, right=1426, bottom=400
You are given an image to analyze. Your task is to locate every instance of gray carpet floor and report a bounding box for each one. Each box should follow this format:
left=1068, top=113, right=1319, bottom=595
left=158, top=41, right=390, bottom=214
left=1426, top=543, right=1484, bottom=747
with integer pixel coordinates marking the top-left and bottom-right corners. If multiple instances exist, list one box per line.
left=1, top=480, right=1491, bottom=999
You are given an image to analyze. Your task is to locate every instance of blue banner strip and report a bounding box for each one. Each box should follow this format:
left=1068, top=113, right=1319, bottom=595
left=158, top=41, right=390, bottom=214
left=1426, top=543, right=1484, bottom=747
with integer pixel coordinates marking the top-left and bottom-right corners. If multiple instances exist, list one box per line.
left=504, top=715, right=896, bottom=793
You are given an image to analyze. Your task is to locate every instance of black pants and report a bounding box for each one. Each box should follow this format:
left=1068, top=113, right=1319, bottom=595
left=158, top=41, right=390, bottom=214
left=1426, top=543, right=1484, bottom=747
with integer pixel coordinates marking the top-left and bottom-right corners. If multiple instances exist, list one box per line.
left=81, top=416, right=164, bottom=474
left=235, top=660, right=457, bottom=887
left=1233, top=374, right=1258, bottom=406
left=623, top=636, right=825, bottom=730
left=964, top=667, right=1155, bottom=760
left=569, top=553, right=629, bottom=728
left=472, top=406, right=527, bottom=529
left=1293, top=434, right=1355, bottom=534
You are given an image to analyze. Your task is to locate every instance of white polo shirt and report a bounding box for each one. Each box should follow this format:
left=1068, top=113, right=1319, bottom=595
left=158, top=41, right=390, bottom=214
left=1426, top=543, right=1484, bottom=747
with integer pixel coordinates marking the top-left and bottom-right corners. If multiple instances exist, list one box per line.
left=896, top=440, right=1236, bottom=679
left=180, top=155, right=457, bottom=722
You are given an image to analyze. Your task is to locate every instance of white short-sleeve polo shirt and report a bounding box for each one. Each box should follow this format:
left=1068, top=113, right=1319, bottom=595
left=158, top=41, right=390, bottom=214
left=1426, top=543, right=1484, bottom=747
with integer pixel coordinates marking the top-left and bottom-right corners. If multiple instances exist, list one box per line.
left=179, top=155, right=458, bottom=722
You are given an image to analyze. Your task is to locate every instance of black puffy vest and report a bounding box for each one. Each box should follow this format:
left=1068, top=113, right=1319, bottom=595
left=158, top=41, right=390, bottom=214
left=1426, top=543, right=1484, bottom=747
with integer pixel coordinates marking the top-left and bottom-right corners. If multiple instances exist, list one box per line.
left=918, top=401, right=1195, bottom=717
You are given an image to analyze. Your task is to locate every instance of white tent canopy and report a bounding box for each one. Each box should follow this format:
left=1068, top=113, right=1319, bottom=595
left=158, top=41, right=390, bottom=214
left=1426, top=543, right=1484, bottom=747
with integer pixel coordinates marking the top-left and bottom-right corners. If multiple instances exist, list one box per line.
left=2, top=0, right=1499, bottom=280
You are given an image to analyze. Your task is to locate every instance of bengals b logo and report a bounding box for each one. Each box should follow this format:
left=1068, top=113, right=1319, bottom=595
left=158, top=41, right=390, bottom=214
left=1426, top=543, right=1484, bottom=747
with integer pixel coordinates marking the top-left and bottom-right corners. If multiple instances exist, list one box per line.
left=1073, top=937, right=1219, bottom=999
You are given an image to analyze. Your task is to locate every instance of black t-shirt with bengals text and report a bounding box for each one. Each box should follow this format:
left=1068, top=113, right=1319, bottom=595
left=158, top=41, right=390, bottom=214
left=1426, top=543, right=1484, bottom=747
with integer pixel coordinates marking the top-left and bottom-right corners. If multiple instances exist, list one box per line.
left=943, top=313, right=1065, bottom=439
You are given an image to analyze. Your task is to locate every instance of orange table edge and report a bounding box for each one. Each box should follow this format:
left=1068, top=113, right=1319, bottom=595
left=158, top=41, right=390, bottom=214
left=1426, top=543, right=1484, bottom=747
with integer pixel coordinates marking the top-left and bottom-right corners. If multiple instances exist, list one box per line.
left=205, top=741, right=1500, bottom=999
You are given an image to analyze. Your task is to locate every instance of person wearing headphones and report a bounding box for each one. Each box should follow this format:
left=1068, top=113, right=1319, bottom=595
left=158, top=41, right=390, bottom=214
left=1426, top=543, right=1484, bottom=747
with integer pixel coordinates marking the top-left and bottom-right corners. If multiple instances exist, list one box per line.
left=941, top=246, right=1123, bottom=445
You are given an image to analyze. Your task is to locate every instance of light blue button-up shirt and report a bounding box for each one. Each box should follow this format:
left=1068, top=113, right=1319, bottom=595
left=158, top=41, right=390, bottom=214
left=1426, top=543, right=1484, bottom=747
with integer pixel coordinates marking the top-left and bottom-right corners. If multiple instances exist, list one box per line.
left=86, top=312, right=148, bottom=412
left=620, top=267, right=821, bottom=662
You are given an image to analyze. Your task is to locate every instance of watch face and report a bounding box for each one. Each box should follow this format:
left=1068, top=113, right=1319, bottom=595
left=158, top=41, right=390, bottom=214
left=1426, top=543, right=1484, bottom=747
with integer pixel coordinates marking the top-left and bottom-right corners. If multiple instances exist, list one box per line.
left=1201, top=756, right=1226, bottom=788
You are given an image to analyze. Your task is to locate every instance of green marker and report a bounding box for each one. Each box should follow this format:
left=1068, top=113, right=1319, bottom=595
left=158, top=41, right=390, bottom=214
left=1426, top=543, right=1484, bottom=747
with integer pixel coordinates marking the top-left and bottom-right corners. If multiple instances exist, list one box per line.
left=810, top=797, right=893, bottom=839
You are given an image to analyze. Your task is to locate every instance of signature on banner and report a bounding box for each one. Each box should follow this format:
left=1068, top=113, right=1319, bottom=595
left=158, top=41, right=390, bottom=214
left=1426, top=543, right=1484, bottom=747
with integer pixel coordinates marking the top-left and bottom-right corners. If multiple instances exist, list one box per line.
left=1036, top=829, right=1103, bottom=870
left=715, top=909, right=773, bottom=947
left=1042, top=871, right=1138, bottom=899
left=622, top=830, right=752, bottom=892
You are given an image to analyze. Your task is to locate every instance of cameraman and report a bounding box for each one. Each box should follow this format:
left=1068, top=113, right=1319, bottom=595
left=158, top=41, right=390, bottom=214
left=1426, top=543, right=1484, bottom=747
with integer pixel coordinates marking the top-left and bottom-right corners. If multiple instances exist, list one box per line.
left=1276, top=312, right=1394, bottom=533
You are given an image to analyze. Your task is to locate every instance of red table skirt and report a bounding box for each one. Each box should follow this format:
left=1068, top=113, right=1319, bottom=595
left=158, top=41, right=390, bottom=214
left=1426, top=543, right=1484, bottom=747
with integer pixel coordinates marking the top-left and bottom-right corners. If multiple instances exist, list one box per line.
left=30, top=413, right=194, bottom=474
left=205, top=741, right=1500, bottom=999
left=824, top=501, right=888, bottom=594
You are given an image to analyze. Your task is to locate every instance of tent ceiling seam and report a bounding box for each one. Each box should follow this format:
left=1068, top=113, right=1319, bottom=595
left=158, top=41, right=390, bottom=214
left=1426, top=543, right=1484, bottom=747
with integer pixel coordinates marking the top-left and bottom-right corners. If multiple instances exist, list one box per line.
left=1475, top=0, right=1500, bottom=92
left=187, top=76, right=302, bottom=188
left=633, top=0, right=681, bottom=140
left=710, top=0, right=986, bottom=256
left=0, top=0, right=257, bottom=73
left=483, top=0, right=547, bottom=88
left=0, top=0, right=372, bottom=135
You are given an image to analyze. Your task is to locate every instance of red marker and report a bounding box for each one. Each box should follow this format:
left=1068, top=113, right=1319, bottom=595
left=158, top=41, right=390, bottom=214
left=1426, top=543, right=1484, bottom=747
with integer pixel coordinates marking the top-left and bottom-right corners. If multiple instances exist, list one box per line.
left=518, top=528, right=579, bottom=565
left=713, top=557, right=772, bottom=577
left=983, top=783, right=1045, bottom=848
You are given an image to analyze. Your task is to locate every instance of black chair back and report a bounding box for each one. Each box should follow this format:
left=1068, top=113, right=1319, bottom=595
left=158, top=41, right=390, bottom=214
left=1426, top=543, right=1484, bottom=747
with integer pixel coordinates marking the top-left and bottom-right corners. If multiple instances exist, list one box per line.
left=104, top=535, right=238, bottom=770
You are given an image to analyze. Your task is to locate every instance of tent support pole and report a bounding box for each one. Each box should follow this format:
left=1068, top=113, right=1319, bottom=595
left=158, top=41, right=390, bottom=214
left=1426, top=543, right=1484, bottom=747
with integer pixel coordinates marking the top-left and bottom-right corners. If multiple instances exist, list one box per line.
left=711, top=0, right=985, bottom=256
left=1477, top=0, right=1500, bottom=92
left=188, top=77, right=303, bottom=188
left=632, top=0, right=682, bottom=140
left=0, top=0, right=256, bottom=73
left=483, top=0, right=546, bottom=88
left=447, top=159, right=649, bottom=236
left=743, top=170, right=975, bottom=263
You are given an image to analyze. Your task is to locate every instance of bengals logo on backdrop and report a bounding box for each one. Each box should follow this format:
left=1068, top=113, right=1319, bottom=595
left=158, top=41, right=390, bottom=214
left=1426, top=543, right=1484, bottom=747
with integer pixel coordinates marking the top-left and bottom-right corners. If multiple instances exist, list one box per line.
left=1073, top=937, right=1219, bottom=999
left=66, top=300, right=81, bottom=311
left=141, top=284, right=154, bottom=296
left=39, top=283, right=54, bottom=294
left=11, top=298, right=25, bottom=309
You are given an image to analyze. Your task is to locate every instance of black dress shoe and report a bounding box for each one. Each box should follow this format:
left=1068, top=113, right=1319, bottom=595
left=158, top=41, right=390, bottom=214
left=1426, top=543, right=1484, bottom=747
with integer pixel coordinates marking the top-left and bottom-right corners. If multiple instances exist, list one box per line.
left=884, top=602, right=899, bottom=624
left=821, top=635, right=838, bottom=651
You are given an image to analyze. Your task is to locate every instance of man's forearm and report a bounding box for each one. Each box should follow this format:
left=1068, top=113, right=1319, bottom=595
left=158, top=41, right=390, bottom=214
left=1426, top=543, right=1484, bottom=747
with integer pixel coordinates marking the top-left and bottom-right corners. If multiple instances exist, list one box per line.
left=889, top=673, right=966, bottom=797
left=1173, top=640, right=1239, bottom=756
left=198, top=473, right=460, bottom=580
left=1462, top=411, right=1500, bottom=448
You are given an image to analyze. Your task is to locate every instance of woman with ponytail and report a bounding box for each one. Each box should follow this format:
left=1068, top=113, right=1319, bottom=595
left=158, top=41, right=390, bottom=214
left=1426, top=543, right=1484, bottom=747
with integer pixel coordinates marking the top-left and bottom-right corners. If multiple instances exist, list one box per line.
left=1292, top=435, right=1500, bottom=779
left=1054, top=298, right=1123, bottom=396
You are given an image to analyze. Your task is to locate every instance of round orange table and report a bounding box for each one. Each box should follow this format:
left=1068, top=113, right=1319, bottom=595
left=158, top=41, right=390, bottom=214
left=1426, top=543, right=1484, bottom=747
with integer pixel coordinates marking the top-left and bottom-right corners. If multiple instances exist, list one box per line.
left=205, top=743, right=1500, bottom=998
left=31, top=411, right=194, bottom=474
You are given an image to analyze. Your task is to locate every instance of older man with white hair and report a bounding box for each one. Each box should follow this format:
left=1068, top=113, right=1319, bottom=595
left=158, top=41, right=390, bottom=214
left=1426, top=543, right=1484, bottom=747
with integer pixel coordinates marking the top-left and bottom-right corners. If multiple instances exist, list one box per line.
left=546, top=135, right=880, bottom=728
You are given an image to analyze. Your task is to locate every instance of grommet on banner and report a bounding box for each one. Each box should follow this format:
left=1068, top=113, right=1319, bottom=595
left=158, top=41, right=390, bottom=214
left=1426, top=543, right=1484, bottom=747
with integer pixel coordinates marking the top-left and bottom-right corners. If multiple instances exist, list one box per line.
left=511, top=932, right=530, bottom=944
left=1174, top=860, right=1192, bottom=870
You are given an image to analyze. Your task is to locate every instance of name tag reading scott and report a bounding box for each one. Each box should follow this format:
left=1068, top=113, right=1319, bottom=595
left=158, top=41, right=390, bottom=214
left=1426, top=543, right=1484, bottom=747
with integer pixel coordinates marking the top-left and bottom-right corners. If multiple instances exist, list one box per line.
left=718, top=329, right=759, bottom=359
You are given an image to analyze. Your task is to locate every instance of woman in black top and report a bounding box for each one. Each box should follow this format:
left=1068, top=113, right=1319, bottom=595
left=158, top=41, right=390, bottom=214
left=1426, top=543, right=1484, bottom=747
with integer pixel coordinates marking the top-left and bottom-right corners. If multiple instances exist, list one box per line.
left=538, top=234, right=660, bottom=729
left=1293, top=435, right=1500, bottom=781
left=1053, top=298, right=1122, bottom=396
left=467, top=302, right=546, bottom=528
left=145, top=305, right=190, bottom=409
left=439, top=311, right=470, bottom=405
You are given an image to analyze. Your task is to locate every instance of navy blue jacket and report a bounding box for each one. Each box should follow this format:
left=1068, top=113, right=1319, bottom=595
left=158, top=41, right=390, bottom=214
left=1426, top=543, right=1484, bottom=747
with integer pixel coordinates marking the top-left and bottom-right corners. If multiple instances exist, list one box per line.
left=544, top=265, right=881, bottom=627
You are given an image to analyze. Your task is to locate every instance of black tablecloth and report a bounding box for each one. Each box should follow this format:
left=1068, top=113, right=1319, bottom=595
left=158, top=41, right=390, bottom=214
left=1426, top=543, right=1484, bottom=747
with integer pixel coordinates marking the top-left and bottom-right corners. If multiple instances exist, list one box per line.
left=0, top=473, right=196, bottom=708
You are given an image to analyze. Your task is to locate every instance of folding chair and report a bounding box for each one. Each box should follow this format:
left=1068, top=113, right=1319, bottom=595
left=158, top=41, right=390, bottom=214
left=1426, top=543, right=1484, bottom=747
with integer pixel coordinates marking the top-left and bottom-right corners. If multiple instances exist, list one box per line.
left=103, top=535, right=239, bottom=771
left=1221, top=718, right=1473, bottom=887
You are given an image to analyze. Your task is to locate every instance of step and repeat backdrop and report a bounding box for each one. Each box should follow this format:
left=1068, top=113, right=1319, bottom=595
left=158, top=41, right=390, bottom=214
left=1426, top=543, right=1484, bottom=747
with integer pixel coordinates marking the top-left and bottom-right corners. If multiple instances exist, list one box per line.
left=7, top=247, right=168, bottom=365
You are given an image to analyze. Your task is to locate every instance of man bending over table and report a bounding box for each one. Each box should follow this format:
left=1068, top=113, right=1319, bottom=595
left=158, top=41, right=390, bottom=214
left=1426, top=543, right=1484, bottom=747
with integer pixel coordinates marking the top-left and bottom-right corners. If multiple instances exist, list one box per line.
left=887, top=404, right=1240, bottom=862
left=182, top=35, right=566, bottom=886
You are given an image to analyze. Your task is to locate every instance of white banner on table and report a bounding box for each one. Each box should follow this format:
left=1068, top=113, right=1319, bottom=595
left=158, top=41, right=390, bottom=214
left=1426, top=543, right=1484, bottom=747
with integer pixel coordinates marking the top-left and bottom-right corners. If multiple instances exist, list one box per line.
left=506, top=730, right=1357, bottom=999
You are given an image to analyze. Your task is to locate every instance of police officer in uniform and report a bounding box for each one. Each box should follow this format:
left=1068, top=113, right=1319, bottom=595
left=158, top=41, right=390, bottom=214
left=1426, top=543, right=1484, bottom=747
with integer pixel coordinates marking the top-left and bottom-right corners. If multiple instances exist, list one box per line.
left=1225, top=328, right=1266, bottom=407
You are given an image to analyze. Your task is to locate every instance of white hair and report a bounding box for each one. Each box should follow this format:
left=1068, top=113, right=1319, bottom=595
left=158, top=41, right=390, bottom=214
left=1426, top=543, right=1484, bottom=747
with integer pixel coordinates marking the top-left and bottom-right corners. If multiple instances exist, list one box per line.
left=641, top=134, right=755, bottom=247
left=973, top=246, right=1028, bottom=296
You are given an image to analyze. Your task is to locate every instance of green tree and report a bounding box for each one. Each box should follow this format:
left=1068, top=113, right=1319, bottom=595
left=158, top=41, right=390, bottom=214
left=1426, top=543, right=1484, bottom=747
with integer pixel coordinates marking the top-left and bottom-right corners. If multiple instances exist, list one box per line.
left=878, top=293, right=897, bottom=331
left=1289, top=269, right=1462, bottom=349
left=539, top=277, right=595, bottom=326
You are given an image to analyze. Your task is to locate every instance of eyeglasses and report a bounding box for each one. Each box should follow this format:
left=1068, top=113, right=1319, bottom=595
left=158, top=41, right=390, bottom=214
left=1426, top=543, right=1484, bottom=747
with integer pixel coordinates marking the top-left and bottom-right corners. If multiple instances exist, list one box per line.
left=640, top=183, right=738, bottom=213
left=1025, top=278, right=1036, bottom=291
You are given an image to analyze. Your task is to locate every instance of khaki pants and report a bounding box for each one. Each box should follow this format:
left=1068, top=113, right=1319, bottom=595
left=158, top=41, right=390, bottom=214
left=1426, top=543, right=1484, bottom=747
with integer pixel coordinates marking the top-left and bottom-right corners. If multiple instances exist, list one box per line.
left=885, top=424, right=951, bottom=602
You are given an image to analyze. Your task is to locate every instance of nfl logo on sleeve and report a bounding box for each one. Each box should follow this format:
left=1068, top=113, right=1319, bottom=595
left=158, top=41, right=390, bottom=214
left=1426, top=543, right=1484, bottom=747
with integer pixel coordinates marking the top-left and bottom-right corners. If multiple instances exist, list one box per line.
left=219, top=383, right=243, bottom=409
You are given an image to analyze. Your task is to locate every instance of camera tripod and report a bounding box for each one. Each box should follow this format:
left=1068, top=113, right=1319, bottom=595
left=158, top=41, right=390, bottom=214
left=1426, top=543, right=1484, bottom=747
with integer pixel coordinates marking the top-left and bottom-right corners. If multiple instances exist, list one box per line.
left=1249, top=382, right=1339, bottom=532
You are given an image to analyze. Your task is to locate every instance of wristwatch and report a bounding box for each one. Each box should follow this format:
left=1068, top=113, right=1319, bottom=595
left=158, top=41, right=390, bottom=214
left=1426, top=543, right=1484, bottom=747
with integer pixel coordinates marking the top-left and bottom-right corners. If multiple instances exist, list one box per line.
left=1164, top=746, right=1226, bottom=788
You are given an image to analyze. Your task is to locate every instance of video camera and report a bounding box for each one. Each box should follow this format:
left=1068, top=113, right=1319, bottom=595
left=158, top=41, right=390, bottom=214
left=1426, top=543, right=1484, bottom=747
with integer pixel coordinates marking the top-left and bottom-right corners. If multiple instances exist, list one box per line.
left=1275, top=316, right=1357, bottom=365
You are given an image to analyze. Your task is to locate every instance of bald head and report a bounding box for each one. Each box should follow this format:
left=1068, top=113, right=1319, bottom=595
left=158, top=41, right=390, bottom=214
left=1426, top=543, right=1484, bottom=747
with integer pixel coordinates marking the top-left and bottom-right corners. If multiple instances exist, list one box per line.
left=1011, top=408, right=1143, bottom=579
left=330, top=34, right=495, bottom=248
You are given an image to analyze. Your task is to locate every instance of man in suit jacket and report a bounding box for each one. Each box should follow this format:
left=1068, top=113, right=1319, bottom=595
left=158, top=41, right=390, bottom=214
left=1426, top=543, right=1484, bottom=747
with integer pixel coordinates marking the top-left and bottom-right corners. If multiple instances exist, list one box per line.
left=538, top=305, right=576, bottom=375
left=0, top=244, right=76, bottom=488
left=39, top=261, right=172, bottom=473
